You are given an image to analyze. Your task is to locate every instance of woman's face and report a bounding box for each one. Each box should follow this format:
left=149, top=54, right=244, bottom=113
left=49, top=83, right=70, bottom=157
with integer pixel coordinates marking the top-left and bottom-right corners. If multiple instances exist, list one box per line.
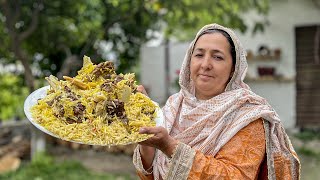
left=190, top=33, right=234, bottom=100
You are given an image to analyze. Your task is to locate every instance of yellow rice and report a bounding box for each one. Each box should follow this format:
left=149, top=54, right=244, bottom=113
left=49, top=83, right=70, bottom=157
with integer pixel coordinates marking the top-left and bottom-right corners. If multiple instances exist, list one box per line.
left=31, top=56, right=156, bottom=145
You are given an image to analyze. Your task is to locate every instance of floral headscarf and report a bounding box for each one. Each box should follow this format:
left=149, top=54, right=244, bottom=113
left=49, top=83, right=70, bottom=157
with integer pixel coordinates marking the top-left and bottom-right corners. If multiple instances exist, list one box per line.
left=148, top=23, right=299, bottom=179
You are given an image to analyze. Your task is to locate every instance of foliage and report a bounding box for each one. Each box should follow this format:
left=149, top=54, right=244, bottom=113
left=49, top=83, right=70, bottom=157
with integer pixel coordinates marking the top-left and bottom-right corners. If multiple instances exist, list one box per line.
left=95, top=0, right=163, bottom=73
left=294, top=129, right=320, bottom=142
left=294, top=129, right=320, bottom=159
left=0, top=0, right=270, bottom=121
left=0, top=13, right=12, bottom=61
left=158, top=0, right=270, bottom=40
left=0, top=0, right=270, bottom=76
left=27, top=1, right=103, bottom=54
left=297, top=147, right=320, bottom=160
left=0, top=152, right=133, bottom=180
left=0, top=73, right=28, bottom=121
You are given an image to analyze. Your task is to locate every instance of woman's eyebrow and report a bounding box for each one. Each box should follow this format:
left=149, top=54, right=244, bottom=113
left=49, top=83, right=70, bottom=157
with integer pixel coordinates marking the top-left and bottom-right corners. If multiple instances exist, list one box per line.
left=194, top=48, right=204, bottom=52
left=211, top=49, right=224, bottom=55
left=194, top=48, right=225, bottom=55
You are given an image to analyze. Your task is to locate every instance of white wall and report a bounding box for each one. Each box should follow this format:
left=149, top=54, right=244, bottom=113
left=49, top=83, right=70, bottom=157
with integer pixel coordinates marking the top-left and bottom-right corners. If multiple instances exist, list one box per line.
left=238, top=0, right=320, bottom=78
left=140, top=46, right=166, bottom=104
left=140, top=0, right=320, bottom=129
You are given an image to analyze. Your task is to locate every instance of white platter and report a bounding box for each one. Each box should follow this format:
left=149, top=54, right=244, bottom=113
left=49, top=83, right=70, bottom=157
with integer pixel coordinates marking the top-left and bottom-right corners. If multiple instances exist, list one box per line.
left=24, top=85, right=164, bottom=145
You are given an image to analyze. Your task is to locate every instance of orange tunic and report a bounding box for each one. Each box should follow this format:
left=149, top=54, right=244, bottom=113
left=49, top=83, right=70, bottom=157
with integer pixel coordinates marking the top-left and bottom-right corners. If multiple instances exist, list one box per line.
left=137, top=119, right=266, bottom=179
left=188, top=119, right=265, bottom=179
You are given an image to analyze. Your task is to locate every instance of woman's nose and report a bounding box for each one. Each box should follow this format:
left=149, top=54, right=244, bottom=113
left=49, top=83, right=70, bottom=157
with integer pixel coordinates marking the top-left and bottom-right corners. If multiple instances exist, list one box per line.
left=201, top=55, right=212, bottom=70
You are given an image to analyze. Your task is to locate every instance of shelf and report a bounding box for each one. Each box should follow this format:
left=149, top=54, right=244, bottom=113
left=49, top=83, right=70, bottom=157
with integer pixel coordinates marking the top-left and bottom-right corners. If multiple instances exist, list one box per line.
left=245, top=76, right=294, bottom=83
left=247, top=55, right=280, bottom=62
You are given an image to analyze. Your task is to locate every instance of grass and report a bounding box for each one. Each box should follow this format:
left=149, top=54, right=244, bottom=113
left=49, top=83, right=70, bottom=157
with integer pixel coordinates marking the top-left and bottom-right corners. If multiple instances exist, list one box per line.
left=293, top=129, right=320, bottom=159
left=0, top=152, right=134, bottom=180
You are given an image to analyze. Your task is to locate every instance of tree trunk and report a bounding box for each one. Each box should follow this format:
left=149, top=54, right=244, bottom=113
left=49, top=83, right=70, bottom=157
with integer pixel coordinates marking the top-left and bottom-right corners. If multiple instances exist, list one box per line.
left=11, top=42, right=46, bottom=158
left=12, top=41, right=35, bottom=92
left=57, top=55, right=82, bottom=79
left=1, top=0, right=45, bottom=159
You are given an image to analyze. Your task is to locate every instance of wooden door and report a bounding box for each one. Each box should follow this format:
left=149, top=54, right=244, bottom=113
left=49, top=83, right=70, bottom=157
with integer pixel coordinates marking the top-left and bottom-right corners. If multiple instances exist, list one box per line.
left=295, top=25, right=320, bottom=128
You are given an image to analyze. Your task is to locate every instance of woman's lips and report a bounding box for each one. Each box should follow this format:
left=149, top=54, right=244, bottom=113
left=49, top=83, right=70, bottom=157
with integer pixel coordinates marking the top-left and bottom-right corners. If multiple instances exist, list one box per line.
left=198, top=74, right=213, bottom=81
left=199, top=74, right=213, bottom=77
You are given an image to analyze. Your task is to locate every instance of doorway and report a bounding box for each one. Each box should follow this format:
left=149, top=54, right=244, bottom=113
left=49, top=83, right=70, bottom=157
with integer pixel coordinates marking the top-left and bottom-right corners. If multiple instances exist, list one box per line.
left=295, top=25, right=320, bottom=128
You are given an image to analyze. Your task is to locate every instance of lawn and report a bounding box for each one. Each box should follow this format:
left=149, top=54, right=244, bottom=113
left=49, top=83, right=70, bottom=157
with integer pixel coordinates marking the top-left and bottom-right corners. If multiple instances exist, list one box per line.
left=0, top=153, right=134, bottom=180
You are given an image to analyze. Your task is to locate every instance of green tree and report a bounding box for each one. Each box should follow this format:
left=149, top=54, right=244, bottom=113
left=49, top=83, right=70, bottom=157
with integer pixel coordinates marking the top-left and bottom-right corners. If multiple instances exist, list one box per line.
left=159, top=0, right=269, bottom=39
left=0, top=0, right=269, bottom=91
left=0, top=0, right=105, bottom=91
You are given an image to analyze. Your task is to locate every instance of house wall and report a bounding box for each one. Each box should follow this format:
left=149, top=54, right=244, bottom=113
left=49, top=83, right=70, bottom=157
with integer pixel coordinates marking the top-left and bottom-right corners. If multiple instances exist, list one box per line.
left=140, top=0, right=320, bottom=129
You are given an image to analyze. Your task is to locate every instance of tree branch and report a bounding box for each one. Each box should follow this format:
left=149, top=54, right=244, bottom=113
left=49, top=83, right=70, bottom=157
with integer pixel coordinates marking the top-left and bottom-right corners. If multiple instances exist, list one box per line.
left=19, top=1, right=43, bottom=41
left=80, top=33, right=96, bottom=58
left=12, top=0, right=21, bottom=23
left=0, top=0, right=16, bottom=38
left=58, top=44, right=72, bottom=57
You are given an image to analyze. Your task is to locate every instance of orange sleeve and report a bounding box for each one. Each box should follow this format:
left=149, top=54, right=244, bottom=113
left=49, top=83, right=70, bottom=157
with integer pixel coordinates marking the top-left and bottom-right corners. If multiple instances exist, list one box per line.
left=188, top=119, right=266, bottom=180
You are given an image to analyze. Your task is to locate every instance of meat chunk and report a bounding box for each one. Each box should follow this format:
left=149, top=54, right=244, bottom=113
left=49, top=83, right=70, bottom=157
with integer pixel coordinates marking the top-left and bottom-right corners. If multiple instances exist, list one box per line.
left=57, top=104, right=65, bottom=117
left=106, top=99, right=125, bottom=118
left=73, top=102, right=86, bottom=122
left=105, top=99, right=129, bottom=130
left=92, top=61, right=115, bottom=79
left=100, top=82, right=114, bottom=93
left=113, top=75, right=124, bottom=84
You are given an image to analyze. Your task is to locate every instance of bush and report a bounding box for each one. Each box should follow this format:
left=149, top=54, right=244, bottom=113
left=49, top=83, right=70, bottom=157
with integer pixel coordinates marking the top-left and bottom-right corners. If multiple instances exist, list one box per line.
left=0, top=73, right=28, bottom=121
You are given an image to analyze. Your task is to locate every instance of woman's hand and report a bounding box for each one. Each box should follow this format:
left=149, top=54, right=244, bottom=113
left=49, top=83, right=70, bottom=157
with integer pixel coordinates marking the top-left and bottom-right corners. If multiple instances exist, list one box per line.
left=136, top=85, right=155, bottom=171
left=139, top=127, right=179, bottom=158
left=137, top=85, right=148, bottom=96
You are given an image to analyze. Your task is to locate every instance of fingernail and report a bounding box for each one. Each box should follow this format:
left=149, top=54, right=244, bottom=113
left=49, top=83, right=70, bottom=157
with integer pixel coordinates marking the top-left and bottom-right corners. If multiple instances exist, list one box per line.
left=139, top=128, right=146, bottom=133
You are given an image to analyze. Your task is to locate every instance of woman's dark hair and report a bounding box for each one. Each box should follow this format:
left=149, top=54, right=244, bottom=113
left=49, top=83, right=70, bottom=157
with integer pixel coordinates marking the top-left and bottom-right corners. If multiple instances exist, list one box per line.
left=196, top=29, right=236, bottom=67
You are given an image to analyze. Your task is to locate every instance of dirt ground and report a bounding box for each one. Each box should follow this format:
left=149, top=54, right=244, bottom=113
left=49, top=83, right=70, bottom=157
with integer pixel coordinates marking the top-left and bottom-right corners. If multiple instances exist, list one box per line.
left=48, top=146, right=138, bottom=179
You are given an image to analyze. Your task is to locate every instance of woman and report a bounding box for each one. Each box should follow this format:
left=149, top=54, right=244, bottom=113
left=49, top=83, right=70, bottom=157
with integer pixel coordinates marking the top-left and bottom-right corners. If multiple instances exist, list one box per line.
left=133, top=23, right=300, bottom=179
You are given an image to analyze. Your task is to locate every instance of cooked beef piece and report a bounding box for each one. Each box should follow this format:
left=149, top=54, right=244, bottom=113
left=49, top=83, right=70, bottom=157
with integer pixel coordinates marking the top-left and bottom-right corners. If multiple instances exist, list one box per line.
left=100, top=82, right=114, bottom=93
left=66, top=117, right=76, bottom=124
left=85, top=75, right=93, bottom=82
left=113, top=75, right=124, bottom=84
left=120, top=117, right=129, bottom=126
left=63, top=102, right=86, bottom=124
left=64, top=86, right=71, bottom=93
left=105, top=99, right=130, bottom=130
left=115, top=105, right=125, bottom=118
left=106, top=99, right=124, bottom=118
left=92, top=61, right=115, bottom=79
left=58, top=104, right=65, bottom=117
left=105, top=74, right=111, bottom=79
left=67, top=94, right=78, bottom=101
left=63, top=86, right=78, bottom=101
left=54, top=95, right=62, bottom=101
left=74, top=102, right=86, bottom=117
left=120, top=116, right=130, bottom=133
left=125, top=78, right=136, bottom=91
left=46, top=99, right=54, bottom=106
